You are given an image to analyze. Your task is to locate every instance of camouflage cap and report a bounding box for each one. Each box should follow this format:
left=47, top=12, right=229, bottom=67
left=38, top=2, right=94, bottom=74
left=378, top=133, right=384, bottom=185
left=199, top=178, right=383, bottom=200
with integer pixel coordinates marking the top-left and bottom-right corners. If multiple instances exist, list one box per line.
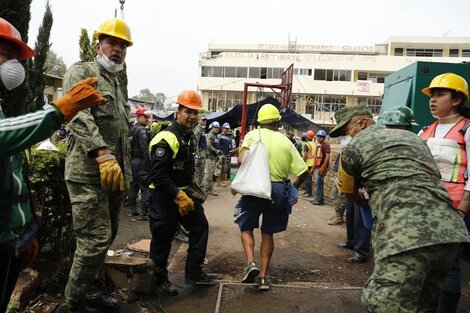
left=329, top=105, right=372, bottom=137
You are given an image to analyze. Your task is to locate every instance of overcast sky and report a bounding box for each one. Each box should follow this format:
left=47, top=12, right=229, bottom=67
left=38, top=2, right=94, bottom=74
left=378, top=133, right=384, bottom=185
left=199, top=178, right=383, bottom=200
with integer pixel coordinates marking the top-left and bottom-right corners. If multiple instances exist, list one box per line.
left=28, top=0, right=470, bottom=102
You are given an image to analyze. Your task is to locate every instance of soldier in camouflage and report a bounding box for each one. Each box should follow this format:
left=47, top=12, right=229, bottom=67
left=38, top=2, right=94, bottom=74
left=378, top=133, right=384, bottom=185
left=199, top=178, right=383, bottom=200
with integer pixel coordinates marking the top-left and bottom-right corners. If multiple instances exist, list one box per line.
left=61, top=18, right=133, bottom=312
left=193, top=115, right=208, bottom=188
left=206, top=121, right=223, bottom=196
left=330, top=105, right=470, bottom=312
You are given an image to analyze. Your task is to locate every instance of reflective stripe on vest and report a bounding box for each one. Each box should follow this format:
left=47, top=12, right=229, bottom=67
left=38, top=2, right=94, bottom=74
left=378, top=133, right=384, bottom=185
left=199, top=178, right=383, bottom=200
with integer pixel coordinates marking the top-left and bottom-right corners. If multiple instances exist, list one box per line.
left=148, top=131, right=179, bottom=189
left=306, top=141, right=315, bottom=167
left=314, top=143, right=324, bottom=167
left=420, top=118, right=469, bottom=207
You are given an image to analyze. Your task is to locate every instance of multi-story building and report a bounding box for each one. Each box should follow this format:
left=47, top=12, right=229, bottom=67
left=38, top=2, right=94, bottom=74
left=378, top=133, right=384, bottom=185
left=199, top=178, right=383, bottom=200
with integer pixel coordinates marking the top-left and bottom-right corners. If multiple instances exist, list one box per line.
left=197, top=36, right=470, bottom=128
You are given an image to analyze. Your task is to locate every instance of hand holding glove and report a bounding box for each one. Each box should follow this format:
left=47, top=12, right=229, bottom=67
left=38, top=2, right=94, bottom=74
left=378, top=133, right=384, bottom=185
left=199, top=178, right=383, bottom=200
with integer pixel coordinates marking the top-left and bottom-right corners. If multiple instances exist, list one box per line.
left=96, top=154, right=125, bottom=192
left=53, top=77, right=105, bottom=121
left=173, top=190, right=195, bottom=216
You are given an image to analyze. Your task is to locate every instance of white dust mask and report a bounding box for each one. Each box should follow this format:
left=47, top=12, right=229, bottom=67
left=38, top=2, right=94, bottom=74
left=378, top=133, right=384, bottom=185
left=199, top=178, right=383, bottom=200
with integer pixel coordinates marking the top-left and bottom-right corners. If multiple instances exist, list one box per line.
left=0, top=59, right=25, bottom=90
left=96, top=53, right=124, bottom=73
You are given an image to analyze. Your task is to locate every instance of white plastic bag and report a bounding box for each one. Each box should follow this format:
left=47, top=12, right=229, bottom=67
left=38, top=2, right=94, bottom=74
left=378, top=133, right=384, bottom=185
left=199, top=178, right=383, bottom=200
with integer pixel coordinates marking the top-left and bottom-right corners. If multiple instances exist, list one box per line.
left=231, top=141, right=271, bottom=199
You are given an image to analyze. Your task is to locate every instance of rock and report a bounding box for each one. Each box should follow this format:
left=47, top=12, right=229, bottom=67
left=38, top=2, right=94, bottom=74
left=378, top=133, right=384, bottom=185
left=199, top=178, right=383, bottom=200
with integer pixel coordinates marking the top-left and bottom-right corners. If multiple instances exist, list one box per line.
left=8, top=268, right=39, bottom=310
left=105, top=256, right=155, bottom=293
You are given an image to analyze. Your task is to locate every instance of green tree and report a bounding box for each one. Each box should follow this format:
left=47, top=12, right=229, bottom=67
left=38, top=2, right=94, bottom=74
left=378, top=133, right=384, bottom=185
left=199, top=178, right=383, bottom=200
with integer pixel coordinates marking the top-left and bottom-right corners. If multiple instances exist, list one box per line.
left=79, top=28, right=96, bottom=62
left=29, top=0, right=53, bottom=110
left=0, top=0, right=33, bottom=117
left=155, top=92, right=166, bottom=110
left=45, top=50, right=67, bottom=77
left=132, top=89, right=167, bottom=109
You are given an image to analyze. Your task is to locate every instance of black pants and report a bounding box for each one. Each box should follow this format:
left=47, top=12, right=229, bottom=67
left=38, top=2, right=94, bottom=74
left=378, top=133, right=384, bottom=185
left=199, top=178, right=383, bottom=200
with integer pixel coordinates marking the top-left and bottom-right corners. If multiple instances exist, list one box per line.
left=0, top=252, right=25, bottom=313
left=345, top=200, right=371, bottom=259
left=149, top=189, right=209, bottom=280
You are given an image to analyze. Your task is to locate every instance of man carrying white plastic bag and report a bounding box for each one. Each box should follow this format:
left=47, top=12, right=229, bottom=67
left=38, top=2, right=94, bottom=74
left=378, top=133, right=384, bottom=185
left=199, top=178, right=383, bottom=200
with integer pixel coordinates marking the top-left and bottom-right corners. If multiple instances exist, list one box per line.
left=233, top=104, right=308, bottom=291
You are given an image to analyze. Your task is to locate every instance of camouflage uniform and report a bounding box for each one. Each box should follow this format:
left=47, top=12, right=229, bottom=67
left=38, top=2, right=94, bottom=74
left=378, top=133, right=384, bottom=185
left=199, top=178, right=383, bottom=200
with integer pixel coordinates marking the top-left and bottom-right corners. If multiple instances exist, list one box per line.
left=63, top=61, right=131, bottom=305
left=340, top=126, right=470, bottom=312
left=206, top=131, right=220, bottom=191
left=193, top=124, right=207, bottom=187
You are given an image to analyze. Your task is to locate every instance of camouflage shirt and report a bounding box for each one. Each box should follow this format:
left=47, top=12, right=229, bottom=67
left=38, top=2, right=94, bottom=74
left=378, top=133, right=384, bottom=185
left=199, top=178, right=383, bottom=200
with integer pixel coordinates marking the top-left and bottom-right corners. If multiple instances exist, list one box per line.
left=341, top=126, right=469, bottom=260
left=63, top=61, right=132, bottom=184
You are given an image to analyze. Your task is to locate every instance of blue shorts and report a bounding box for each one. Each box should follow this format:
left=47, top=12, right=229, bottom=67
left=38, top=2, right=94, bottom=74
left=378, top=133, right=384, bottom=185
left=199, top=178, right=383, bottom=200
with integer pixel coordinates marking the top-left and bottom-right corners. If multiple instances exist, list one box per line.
left=234, top=195, right=289, bottom=234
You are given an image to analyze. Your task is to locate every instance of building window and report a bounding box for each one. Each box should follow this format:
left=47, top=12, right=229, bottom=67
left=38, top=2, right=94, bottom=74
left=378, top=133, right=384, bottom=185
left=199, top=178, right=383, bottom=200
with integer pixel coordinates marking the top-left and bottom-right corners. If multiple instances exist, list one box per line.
left=462, top=50, right=470, bottom=58
left=236, top=67, right=248, bottom=78
left=449, top=49, right=459, bottom=57
left=201, top=66, right=212, bottom=77
left=294, top=68, right=312, bottom=76
left=213, top=67, right=223, bottom=77
left=357, top=96, right=382, bottom=114
left=394, top=48, right=403, bottom=56
left=368, top=72, right=388, bottom=84
left=267, top=68, right=283, bottom=79
left=314, top=69, right=351, bottom=82
left=406, top=49, right=443, bottom=57
left=358, top=72, right=368, bottom=80
left=224, top=67, right=236, bottom=78
left=249, top=67, right=261, bottom=78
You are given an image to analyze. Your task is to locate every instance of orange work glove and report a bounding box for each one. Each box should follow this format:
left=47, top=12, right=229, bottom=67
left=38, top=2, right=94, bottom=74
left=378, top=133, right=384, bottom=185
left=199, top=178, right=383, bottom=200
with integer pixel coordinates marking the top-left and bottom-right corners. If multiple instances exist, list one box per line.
left=96, top=154, right=125, bottom=192
left=53, top=77, right=105, bottom=121
left=173, top=190, right=195, bottom=216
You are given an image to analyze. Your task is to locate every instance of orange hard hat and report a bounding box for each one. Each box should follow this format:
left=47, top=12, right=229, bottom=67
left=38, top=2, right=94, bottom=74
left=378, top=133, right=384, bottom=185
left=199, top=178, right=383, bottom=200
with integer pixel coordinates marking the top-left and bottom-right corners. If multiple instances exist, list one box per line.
left=0, top=18, right=35, bottom=60
left=306, top=130, right=315, bottom=140
left=176, top=90, right=202, bottom=110
left=135, top=107, right=149, bottom=116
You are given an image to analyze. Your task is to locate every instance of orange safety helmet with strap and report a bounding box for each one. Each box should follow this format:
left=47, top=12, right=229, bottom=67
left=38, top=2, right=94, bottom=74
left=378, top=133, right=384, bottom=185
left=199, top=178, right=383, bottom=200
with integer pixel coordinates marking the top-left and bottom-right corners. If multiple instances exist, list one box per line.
left=0, top=18, right=35, bottom=60
left=421, top=117, right=470, bottom=208
left=176, top=90, right=202, bottom=111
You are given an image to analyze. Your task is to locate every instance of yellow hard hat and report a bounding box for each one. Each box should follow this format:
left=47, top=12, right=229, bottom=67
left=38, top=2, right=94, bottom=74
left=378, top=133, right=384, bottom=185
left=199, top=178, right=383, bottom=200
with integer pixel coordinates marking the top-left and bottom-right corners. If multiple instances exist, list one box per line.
left=422, top=73, right=469, bottom=101
left=257, top=104, right=281, bottom=124
left=94, top=18, right=133, bottom=46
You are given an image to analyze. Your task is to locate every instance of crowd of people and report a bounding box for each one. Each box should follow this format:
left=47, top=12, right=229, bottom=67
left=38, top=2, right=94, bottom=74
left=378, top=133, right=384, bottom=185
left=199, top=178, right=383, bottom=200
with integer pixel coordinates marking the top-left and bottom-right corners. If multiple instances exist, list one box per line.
left=1, top=14, right=470, bottom=313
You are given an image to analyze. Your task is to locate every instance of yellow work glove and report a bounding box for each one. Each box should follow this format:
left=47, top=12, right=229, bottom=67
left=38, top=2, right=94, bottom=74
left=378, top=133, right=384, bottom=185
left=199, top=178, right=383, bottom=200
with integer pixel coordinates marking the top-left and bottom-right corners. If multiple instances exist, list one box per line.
left=173, top=190, right=195, bottom=216
left=53, top=77, right=105, bottom=121
left=96, top=154, right=125, bottom=192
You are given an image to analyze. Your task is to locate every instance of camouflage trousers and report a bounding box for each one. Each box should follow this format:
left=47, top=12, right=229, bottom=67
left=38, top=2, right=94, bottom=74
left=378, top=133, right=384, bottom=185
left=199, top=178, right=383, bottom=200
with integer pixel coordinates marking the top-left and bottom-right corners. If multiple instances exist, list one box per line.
left=194, top=155, right=207, bottom=188
left=64, top=181, right=125, bottom=304
left=206, top=157, right=219, bottom=190
left=362, top=243, right=459, bottom=313
left=332, top=172, right=346, bottom=214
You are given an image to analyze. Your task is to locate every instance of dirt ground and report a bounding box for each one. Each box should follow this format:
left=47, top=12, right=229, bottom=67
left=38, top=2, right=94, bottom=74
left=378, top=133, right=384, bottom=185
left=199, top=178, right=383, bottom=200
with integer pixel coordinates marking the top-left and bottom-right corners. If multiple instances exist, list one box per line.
left=105, top=183, right=470, bottom=313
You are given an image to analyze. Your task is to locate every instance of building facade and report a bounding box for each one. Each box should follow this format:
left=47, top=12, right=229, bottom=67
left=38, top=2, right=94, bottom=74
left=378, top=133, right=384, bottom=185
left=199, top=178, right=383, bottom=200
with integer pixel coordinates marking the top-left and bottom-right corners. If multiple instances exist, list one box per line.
left=197, top=36, right=470, bottom=127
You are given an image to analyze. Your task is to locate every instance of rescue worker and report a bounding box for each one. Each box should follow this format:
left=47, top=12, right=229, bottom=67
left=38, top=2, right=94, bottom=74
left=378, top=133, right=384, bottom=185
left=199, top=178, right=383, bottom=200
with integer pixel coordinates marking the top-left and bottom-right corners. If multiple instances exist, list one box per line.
left=127, top=107, right=151, bottom=221
left=0, top=17, right=105, bottom=313
left=328, top=135, right=350, bottom=226
left=302, top=130, right=315, bottom=197
left=217, top=122, right=232, bottom=186
left=419, top=73, right=470, bottom=312
left=331, top=105, right=469, bottom=312
left=235, top=104, right=308, bottom=291
left=193, top=115, right=208, bottom=188
left=381, top=105, right=419, bottom=131
left=206, top=121, right=223, bottom=196
left=148, top=90, right=213, bottom=296
left=61, top=18, right=133, bottom=311
left=311, top=129, right=330, bottom=205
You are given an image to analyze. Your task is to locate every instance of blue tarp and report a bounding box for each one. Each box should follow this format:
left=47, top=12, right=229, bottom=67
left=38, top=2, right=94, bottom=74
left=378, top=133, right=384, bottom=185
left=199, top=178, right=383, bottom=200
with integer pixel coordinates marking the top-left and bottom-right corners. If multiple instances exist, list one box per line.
left=205, top=97, right=321, bottom=132
left=151, top=97, right=320, bottom=132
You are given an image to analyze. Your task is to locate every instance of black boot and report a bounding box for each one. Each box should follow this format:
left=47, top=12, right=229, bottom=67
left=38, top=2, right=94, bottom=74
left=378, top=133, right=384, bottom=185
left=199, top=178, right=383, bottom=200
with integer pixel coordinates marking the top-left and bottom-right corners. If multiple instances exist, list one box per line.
left=437, top=290, right=460, bottom=313
left=156, top=279, right=178, bottom=296
left=86, top=289, right=119, bottom=311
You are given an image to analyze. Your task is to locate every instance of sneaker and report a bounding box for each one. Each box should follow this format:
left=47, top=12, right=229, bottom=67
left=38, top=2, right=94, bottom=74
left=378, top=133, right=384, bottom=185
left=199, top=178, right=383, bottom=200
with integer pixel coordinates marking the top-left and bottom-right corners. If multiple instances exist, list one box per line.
left=209, top=190, right=218, bottom=196
left=174, top=231, right=189, bottom=243
left=241, top=261, right=260, bottom=283
left=127, top=209, right=139, bottom=217
left=310, top=200, right=324, bottom=205
left=156, top=280, right=178, bottom=296
left=258, top=277, right=271, bottom=291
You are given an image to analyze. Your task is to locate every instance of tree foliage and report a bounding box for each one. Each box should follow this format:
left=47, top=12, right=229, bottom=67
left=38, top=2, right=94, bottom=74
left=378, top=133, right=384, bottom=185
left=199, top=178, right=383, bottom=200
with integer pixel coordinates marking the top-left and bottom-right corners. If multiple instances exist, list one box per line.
left=29, top=0, right=53, bottom=110
left=45, top=50, right=67, bottom=77
left=0, top=0, right=33, bottom=117
left=78, top=28, right=96, bottom=62
left=132, top=89, right=166, bottom=110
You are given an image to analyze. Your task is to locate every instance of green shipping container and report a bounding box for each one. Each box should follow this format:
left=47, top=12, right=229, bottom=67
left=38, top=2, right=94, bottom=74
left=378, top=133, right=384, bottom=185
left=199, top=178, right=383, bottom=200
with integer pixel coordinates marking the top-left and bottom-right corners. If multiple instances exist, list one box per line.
left=380, top=61, right=470, bottom=133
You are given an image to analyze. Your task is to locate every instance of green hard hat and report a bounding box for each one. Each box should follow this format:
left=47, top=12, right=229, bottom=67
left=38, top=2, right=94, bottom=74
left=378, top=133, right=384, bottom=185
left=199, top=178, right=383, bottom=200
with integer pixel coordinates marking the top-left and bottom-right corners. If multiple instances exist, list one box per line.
left=381, top=106, right=419, bottom=127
